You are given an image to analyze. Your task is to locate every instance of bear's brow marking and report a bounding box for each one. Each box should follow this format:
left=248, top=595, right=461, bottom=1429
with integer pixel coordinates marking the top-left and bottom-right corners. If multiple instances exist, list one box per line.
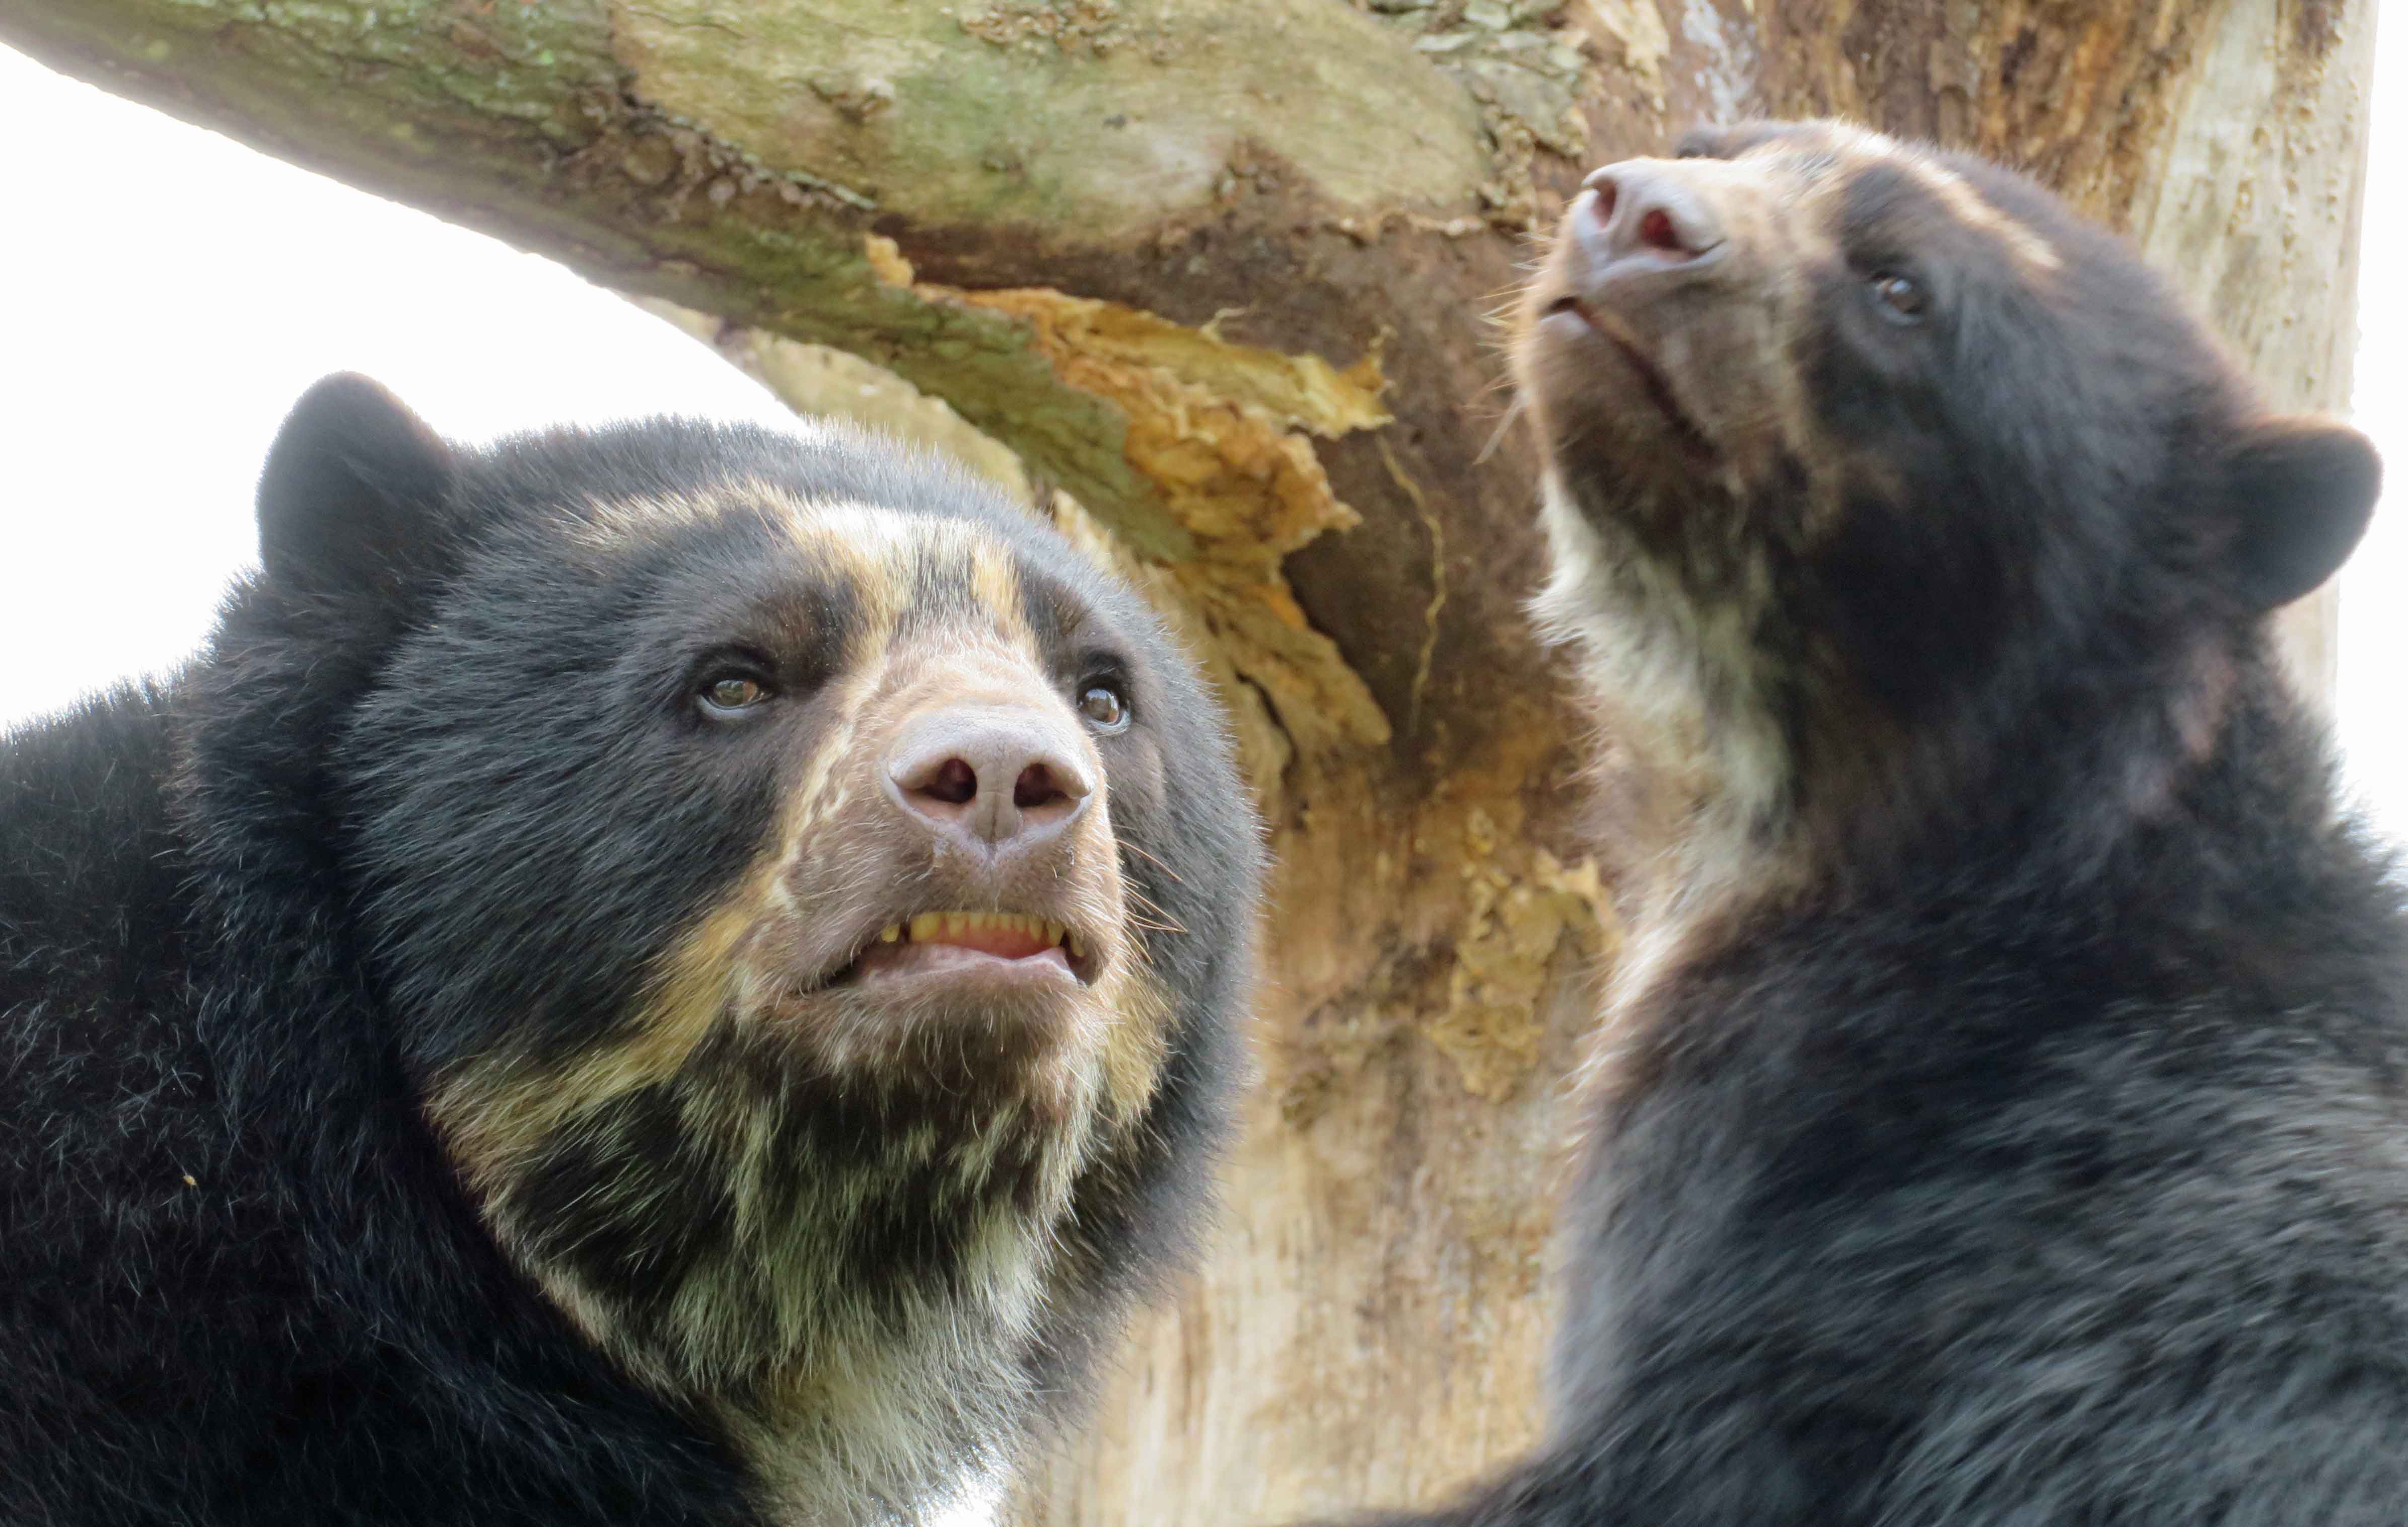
left=1839, top=132, right=2062, bottom=273
left=767, top=490, right=1039, bottom=652
left=587, top=483, right=1040, bottom=652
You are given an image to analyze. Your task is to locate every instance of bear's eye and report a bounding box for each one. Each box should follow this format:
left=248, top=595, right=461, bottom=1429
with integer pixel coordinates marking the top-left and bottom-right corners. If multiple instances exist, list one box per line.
left=1870, top=270, right=1929, bottom=324
left=1078, top=683, right=1128, bottom=733
left=698, top=674, right=771, bottom=717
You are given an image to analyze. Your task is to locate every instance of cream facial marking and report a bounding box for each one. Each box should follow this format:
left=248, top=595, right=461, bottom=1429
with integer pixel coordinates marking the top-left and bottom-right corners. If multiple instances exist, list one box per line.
left=415, top=491, right=1181, bottom=1519
left=1831, top=131, right=2063, bottom=273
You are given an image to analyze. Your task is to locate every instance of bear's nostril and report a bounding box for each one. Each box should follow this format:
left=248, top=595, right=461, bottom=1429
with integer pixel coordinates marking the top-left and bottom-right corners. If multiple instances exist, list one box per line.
left=1013, top=762, right=1070, bottom=812
left=920, top=757, right=977, bottom=806
left=1589, top=176, right=1619, bottom=226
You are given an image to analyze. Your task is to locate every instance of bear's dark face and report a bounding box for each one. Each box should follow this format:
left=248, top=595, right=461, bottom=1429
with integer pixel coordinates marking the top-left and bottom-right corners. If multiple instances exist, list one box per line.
left=1516, top=119, right=2378, bottom=860
left=244, top=377, right=1257, bottom=1492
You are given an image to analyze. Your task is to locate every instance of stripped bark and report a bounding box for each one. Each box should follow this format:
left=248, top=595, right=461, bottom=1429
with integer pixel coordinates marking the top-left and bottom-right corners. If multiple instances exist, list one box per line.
left=0, top=0, right=2370, bottom=1519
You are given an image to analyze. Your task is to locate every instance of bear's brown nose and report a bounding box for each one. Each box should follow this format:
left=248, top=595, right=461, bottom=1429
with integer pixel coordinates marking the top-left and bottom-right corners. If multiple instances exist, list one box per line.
left=885, top=705, right=1094, bottom=853
left=1578, top=161, right=1726, bottom=266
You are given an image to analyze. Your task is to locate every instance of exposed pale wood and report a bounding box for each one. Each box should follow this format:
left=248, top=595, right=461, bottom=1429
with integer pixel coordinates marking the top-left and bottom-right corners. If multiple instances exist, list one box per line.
left=0, top=1, right=2370, bottom=1521
left=2122, top=0, right=2373, bottom=699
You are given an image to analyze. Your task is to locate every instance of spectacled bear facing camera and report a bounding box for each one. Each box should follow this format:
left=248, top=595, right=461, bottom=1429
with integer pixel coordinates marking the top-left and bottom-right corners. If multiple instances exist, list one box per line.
left=1349, top=122, right=2408, bottom=1524
left=0, top=377, right=1259, bottom=1525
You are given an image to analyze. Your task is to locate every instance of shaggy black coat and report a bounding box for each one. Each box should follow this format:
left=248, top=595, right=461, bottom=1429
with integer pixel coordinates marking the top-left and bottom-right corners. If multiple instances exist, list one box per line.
left=0, top=379, right=1257, bottom=1525
left=1364, top=120, right=2408, bottom=1524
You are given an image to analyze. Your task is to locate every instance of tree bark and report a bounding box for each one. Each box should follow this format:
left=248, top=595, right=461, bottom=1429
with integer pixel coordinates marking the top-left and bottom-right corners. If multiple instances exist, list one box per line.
left=0, top=0, right=2370, bottom=1520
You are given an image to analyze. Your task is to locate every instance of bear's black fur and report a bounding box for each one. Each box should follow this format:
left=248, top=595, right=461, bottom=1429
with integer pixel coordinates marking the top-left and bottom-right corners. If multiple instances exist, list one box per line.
left=1356, top=121, right=2408, bottom=1524
left=0, top=375, right=1260, bottom=1524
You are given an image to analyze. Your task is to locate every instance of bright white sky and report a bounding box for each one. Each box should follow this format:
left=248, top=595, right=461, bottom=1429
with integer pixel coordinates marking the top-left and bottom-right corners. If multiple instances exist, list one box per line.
left=3, top=31, right=2406, bottom=851
left=0, top=45, right=802, bottom=726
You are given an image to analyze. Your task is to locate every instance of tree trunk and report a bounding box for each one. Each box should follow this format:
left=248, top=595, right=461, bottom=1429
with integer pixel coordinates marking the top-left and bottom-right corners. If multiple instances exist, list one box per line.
left=0, top=1, right=2369, bottom=1520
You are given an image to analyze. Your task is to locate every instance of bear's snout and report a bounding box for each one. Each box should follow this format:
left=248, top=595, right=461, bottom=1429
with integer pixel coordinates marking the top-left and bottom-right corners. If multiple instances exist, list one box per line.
left=1574, top=159, right=1729, bottom=279
left=884, top=702, right=1095, bottom=855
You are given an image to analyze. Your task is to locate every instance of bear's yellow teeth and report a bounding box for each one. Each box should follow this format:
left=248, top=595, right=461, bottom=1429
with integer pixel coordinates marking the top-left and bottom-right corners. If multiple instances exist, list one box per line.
left=891, top=911, right=1069, bottom=961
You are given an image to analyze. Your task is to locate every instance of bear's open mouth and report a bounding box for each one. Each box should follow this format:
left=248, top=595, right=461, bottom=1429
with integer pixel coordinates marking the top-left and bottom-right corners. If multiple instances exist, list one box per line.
left=1544, top=296, right=1718, bottom=462
left=822, top=910, right=1098, bottom=991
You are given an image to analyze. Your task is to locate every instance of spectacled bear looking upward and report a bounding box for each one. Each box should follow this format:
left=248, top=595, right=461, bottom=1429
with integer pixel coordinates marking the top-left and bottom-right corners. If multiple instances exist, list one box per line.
left=0, top=376, right=1260, bottom=1525
left=1345, top=121, right=2407, bottom=1525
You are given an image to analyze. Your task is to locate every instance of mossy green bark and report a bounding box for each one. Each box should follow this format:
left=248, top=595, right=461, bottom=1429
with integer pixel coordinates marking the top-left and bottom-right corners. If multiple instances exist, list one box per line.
left=614, top=1, right=1488, bottom=233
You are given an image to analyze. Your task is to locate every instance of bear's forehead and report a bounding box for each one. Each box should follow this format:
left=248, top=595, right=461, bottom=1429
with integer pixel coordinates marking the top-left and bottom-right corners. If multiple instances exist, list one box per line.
left=1717, top=121, right=2066, bottom=277
left=776, top=496, right=1035, bottom=629
left=562, top=480, right=1075, bottom=650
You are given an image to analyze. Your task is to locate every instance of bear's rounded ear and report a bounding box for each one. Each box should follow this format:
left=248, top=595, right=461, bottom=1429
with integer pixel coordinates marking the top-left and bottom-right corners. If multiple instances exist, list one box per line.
left=2221, top=416, right=2380, bottom=611
left=256, top=373, right=456, bottom=605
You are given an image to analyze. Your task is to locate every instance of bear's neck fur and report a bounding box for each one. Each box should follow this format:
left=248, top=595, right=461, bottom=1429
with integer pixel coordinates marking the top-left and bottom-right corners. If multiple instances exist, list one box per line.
left=1533, top=466, right=2324, bottom=997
